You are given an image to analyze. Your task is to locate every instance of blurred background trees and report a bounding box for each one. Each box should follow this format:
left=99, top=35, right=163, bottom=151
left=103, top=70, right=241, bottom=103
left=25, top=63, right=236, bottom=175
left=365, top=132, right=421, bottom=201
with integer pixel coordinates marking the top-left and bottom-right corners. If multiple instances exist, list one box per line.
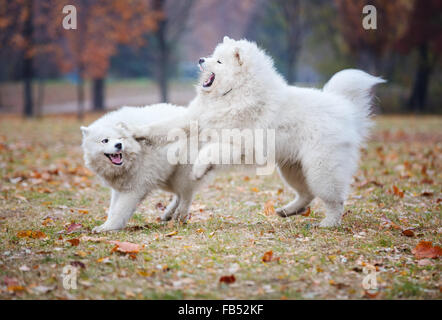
left=0, top=0, right=440, bottom=117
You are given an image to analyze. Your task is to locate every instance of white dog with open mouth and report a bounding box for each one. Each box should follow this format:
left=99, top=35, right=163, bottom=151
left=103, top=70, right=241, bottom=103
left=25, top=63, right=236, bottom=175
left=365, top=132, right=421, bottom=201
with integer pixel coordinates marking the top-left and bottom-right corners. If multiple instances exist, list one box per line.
left=81, top=104, right=211, bottom=232
left=134, top=36, right=385, bottom=227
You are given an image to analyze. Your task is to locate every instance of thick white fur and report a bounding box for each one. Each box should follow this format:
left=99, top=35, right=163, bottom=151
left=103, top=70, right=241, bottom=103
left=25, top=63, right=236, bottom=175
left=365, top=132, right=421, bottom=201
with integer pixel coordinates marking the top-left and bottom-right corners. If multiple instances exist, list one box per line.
left=133, top=37, right=385, bottom=227
left=81, top=104, right=211, bottom=232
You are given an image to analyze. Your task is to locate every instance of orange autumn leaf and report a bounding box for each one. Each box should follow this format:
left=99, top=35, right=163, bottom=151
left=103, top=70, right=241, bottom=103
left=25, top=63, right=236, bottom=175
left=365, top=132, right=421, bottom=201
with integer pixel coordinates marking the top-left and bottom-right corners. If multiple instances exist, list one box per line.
left=301, top=207, right=311, bottom=217
left=264, top=200, right=275, bottom=216
left=109, top=240, right=142, bottom=254
left=17, top=230, right=47, bottom=239
left=67, top=238, right=80, bottom=246
left=65, top=222, right=82, bottom=234
left=392, top=185, right=404, bottom=198
left=165, top=230, right=178, bottom=237
left=262, top=250, right=273, bottom=262
left=219, top=275, right=236, bottom=284
left=402, top=229, right=415, bottom=237
left=251, top=187, right=259, bottom=193
left=412, top=241, right=442, bottom=259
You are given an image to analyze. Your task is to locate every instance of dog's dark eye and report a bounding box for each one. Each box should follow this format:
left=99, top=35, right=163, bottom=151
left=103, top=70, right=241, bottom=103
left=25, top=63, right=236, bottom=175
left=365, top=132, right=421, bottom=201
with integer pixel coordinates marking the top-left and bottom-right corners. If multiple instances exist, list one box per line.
left=101, top=139, right=109, bottom=144
left=217, top=60, right=222, bottom=64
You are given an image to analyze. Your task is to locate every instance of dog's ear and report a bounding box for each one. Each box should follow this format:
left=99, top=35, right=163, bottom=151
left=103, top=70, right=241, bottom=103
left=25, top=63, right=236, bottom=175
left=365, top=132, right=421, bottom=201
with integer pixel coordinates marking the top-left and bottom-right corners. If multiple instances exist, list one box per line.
left=233, top=47, right=243, bottom=66
left=223, top=36, right=232, bottom=43
left=116, top=122, right=130, bottom=134
left=80, top=126, right=90, bottom=137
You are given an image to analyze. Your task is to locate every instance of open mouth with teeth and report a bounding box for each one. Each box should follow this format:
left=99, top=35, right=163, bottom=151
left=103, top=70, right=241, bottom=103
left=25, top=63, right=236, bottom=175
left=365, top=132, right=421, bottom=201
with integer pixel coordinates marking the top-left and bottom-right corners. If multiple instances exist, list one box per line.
left=105, top=152, right=123, bottom=165
left=203, top=72, right=215, bottom=88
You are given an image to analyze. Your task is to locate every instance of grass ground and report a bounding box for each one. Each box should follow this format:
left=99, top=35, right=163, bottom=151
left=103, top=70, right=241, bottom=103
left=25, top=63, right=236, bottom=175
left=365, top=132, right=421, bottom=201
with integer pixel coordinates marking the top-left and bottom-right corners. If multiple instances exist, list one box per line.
left=0, top=114, right=440, bottom=300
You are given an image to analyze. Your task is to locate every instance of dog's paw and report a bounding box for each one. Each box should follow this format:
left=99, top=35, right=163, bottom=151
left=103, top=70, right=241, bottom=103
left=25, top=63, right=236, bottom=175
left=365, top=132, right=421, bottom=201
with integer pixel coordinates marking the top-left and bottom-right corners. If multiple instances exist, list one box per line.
left=160, top=212, right=173, bottom=221
left=92, top=223, right=121, bottom=233
left=192, top=163, right=212, bottom=180
left=318, top=217, right=341, bottom=228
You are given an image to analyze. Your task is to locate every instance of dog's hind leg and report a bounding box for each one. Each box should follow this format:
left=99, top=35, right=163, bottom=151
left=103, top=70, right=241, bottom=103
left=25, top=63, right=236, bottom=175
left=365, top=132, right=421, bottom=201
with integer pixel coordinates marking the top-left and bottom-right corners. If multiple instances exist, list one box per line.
left=276, top=163, right=314, bottom=217
left=160, top=195, right=179, bottom=221
left=92, top=191, right=142, bottom=232
left=172, top=192, right=194, bottom=223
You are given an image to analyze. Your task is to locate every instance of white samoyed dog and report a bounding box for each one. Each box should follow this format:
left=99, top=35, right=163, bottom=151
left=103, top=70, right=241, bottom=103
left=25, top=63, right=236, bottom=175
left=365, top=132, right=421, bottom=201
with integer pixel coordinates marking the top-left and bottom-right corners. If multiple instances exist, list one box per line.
left=81, top=104, right=211, bottom=232
left=133, top=37, right=385, bottom=227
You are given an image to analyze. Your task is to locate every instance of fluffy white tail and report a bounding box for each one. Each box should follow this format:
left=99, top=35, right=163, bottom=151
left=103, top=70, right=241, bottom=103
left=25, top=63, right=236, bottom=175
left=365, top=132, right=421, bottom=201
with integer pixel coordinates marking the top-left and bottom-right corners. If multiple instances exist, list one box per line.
left=323, top=69, right=385, bottom=140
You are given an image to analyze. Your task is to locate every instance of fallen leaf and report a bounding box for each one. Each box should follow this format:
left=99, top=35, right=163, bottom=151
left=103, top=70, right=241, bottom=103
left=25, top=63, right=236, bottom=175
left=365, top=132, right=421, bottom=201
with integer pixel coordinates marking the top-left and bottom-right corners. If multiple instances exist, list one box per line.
left=363, top=290, right=380, bottom=299
left=67, top=238, right=80, bottom=246
left=412, top=241, right=442, bottom=259
left=262, top=250, right=279, bottom=263
left=17, top=230, right=47, bottom=239
left=219, top=275, right=236, bottom=284
left=165, top=230, right=178, bottom=237
left=300, top=207, right=311, bottom=217
left=78, top=209, right=89, bottom=214
left=421, top=191, right=433, bottom=197
left=402, top=229, right=415, bottom=237
left=79, top=235, right=107, bottom=242
left=109, top=240, right=142, bottom=254
left=65, top=222, right=82, bottom=234
left=392, top=185, right=404, bottom=198
left=264, top=200, right=275, bottom=216
left=251, top=187, right=259, bottom=193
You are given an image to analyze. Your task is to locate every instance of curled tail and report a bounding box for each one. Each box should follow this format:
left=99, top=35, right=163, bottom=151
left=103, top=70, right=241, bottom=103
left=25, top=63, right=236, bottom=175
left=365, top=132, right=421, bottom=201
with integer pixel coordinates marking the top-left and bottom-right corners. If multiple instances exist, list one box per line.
left=323, top=69, right=386, bottom=141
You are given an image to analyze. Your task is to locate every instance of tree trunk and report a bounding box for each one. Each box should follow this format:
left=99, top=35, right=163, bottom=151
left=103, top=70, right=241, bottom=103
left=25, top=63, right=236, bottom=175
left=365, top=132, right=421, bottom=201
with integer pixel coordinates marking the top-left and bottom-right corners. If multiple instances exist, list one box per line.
left=154, top=0, right=168, bottom=102
left=408, top=43, right=432, bottom=112
left=36, top=78, right=45, bottom=118
left=23, top=0, right=34, bottom=117
left=286, top=49, right=297, bottom=84
left=92, top=77, right=105, bottom=111
left=77, top=76, right=84, bottom=121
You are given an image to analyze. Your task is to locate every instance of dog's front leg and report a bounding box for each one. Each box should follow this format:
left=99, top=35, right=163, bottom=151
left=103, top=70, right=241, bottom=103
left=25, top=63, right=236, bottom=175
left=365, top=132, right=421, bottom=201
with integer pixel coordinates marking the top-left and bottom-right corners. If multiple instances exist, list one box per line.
left=132, top=116, right=191, bottom=144
left=192, top=142, right=242, bottom=180
left=92, top=190, right=141, bottom=233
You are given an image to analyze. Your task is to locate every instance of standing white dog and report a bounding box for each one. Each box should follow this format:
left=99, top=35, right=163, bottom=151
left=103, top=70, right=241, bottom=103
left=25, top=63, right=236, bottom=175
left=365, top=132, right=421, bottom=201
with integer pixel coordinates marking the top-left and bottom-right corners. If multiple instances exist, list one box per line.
left=134, top=37, right=385, bottom=227
left=81, top=104, right=211, bottom=232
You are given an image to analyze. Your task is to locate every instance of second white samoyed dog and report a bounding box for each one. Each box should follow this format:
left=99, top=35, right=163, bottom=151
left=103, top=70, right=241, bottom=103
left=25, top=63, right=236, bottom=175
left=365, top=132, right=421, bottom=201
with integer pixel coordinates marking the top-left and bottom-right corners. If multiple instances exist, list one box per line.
left=81, top=104, right=211, bottom=232
left=134, top=37, right=385, bottom=227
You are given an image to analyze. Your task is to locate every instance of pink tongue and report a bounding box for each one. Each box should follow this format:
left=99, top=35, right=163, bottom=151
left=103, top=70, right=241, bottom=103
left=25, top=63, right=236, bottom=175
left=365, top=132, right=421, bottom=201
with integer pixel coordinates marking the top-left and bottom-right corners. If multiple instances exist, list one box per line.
left=110, top=154, right=121, bottom=164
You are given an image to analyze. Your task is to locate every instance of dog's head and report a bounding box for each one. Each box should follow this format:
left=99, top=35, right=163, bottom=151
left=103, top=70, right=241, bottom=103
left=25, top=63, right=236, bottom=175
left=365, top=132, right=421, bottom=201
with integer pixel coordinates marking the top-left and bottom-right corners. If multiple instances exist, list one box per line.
left=197, top=36, right=277, bottom=97
left=81, top=122, right=141, bottom=178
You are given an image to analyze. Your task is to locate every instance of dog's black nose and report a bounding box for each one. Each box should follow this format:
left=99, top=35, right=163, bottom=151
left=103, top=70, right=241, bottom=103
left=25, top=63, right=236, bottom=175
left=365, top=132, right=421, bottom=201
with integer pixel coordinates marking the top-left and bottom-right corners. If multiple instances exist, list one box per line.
left=115, top=143, right=122, bottom=150
left=198, top=58, right=205, bottom=64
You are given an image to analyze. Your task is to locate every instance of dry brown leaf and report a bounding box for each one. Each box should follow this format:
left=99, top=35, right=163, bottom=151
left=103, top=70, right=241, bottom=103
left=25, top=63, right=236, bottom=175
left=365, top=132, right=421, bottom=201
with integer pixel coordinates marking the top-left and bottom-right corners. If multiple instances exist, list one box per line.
left=264, top=200, right=275, bottom=216
left=402, top=229, right=415, bottom=237
left=17, top=230, right=47, bottom=239
left=65, top=222, right=82, bottom=234
left=412, top=241, right=442, bottom=259
left=301, top=207, right=311, bottom=217
left=262, top=250, right=278, bottom=263
left=109, top=240, right=142, bottom=254
left=67, top=238, right=80, bottom=246
left=219, top=275, right=236, bottom=284
left=165, top=230, right=178, bottom=237
left=392, top=185, right=404, bottom=198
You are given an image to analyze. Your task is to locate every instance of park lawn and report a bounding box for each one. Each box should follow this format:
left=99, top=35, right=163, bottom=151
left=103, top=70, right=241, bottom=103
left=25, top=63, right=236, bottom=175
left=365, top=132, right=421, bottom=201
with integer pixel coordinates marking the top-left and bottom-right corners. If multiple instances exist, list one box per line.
left=0, top=114, right=440, bottom=299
